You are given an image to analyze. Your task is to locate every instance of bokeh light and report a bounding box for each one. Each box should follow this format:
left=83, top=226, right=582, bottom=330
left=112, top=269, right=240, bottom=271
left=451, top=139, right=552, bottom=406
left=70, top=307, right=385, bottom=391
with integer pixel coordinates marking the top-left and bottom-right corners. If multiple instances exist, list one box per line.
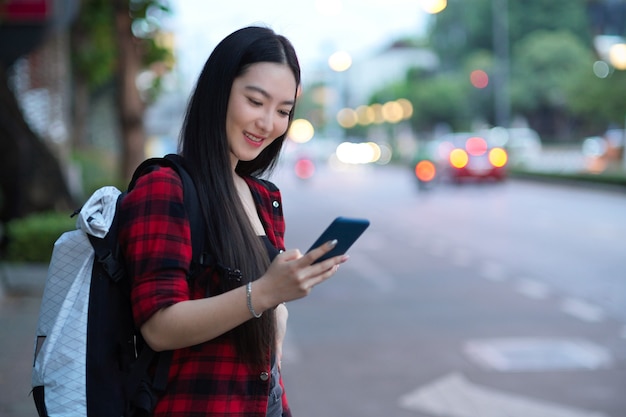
left=328, top=51, right=352, bottom=72
left=449, top=149, right=469, bottom=169
left=593, top=61, right=611, bottom=78
left=356, top=105, right=375, bottom=125
left=397, top=98, right=414, bottom=119
left=288, top=119, right=315, bottom=143
left=420, top=0, right=447, bottom=14
left=335, top=141, right=382, bottom=164
left=609, top=43, right=626, bottom=70
left=465, top=136, right=488, bottom=156
left=337, top=108, right=358, bottom=128
left=415, top=160, right=436, bottom=182
left=294, top=158, right=316, bottom=179
left=382, top=101, right=404, bottom=123
left=488, top=148, right=508, bottom=168
left=470, top=69, right=489, bottom=88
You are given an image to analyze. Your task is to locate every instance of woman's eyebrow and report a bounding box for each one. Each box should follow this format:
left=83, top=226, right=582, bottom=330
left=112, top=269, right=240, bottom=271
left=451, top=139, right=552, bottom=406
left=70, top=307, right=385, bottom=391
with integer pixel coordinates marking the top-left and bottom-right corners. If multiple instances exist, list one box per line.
left=245, top=85, right=295, bottom=105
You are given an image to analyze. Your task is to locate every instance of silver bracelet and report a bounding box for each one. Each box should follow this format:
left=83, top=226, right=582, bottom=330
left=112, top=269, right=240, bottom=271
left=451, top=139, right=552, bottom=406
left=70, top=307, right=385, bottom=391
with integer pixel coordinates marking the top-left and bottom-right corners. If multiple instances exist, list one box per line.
left=246, top=282, right=262, bottom=318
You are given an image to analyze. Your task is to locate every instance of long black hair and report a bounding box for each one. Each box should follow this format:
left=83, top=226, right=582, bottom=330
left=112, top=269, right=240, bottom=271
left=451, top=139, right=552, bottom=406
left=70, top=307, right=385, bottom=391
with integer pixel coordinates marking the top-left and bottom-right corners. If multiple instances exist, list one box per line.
left=179, top=26, right=301, bottom=367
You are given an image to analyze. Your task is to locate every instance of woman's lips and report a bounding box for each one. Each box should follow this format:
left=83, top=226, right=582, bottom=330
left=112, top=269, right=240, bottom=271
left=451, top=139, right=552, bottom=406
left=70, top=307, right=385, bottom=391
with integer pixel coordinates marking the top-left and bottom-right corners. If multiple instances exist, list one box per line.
left=244, top=131, right=265, bottom=147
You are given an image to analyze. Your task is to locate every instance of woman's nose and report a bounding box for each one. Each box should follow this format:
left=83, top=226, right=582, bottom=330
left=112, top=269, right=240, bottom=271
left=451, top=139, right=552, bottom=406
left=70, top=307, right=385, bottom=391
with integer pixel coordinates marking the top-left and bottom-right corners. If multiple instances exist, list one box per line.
left=256, top=110, right=273, bottom=133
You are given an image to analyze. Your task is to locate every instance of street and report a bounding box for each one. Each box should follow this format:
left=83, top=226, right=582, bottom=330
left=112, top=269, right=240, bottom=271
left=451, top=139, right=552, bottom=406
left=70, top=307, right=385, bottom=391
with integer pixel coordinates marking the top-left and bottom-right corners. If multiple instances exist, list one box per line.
left=1, top=162, right=625, bottom=417
left=275, top=162, right=626, bottom=417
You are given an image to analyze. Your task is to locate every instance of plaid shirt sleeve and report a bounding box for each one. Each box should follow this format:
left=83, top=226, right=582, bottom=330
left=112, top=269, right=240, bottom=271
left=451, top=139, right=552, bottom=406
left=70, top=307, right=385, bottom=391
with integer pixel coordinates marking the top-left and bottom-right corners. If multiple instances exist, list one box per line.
left=118, top=166, right=192, bottom=327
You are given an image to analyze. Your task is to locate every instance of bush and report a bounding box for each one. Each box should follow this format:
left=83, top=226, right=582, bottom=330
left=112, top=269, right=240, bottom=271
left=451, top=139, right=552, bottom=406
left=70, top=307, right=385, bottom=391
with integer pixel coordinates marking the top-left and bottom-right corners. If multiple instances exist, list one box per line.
left=4, top=211, right=76, bottom=263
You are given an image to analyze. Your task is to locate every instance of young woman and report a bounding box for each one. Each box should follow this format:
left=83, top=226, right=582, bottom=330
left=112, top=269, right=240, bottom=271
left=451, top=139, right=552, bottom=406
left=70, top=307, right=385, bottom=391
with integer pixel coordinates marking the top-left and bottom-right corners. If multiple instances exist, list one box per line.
left=118, top=26, right=349, bottom=416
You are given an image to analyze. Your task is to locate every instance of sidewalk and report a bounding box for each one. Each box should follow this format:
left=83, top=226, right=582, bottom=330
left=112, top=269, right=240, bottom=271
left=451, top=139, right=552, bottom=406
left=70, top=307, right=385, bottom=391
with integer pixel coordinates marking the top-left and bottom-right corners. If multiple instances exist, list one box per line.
left=0, top=263, right=47, bottom=417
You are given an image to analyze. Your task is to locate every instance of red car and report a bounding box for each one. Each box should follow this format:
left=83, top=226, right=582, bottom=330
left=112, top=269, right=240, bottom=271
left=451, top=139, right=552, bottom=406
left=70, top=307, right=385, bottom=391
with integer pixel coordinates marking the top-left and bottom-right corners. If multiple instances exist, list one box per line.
left=414, top=132, right=508, bottom=187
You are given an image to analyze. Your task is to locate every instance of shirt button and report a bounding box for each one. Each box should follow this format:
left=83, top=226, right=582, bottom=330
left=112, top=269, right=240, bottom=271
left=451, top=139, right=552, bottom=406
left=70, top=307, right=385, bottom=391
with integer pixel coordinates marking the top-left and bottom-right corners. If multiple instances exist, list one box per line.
left=272, top=201, right=279, bottom=208
left=260, top=371, right=269, bottom=381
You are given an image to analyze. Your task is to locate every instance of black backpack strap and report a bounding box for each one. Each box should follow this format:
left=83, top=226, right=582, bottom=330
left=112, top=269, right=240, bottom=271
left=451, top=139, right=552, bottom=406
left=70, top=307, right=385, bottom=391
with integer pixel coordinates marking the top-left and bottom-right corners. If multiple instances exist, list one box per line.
left=123, top=154, right=212, bottom=416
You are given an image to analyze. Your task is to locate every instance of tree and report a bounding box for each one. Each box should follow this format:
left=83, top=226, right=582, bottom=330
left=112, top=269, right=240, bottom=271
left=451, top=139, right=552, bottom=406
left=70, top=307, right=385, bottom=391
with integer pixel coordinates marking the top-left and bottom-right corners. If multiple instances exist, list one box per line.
left=71, top=0, right=172, bottom=181
left=0, top=0, right=172, bottom=232
left=510, top=30, right=596, bottom=139
left=420, top=0, right=616, bottom=140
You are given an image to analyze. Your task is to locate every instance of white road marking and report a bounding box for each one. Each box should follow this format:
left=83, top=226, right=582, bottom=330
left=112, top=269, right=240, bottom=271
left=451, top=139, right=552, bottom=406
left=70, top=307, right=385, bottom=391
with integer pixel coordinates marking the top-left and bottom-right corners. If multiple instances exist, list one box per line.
left=560, top=298, right=606, bottom=323
left=345, top=253, right=395, bottom=293
left=515, top=278, right=550, bottom=300
left=463, top=338, right=612, bottom=371
left=451, top=248, right=472, bottom=267
left=398, top=372, right=609, bottom=417
left=480, top=261, right=507, bottom=282
left=428, top=239, right=447, bottom=257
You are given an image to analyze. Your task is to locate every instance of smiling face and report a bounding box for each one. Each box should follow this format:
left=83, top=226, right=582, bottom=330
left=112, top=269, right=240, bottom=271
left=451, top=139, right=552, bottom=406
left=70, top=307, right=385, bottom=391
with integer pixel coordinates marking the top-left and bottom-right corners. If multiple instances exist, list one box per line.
left=226, top=62, right=297, bottom=169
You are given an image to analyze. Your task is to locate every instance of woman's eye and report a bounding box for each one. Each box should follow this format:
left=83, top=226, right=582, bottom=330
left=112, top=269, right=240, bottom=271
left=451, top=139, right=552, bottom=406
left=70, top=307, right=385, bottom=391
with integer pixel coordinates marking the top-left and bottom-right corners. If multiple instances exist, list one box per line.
left=279, top=109, right=291, bottom=117
left=248, top=98, right=262, bottom=106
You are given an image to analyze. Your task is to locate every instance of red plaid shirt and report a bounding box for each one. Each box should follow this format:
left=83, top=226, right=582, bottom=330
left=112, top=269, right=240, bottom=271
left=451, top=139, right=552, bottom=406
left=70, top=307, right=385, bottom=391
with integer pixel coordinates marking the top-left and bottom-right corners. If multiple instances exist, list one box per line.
left=118, top=166, right=291, bottom=417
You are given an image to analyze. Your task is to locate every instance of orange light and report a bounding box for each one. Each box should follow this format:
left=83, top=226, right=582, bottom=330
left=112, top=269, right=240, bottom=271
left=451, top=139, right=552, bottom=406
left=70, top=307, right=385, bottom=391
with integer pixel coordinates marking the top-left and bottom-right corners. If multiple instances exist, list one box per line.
left=488, top=148, right=508, bottom=167
left=415, top=160, right=436, bottom=182
left=465, top=136, right=488, bottom=156
left=449, top=149, right=469, bottom=169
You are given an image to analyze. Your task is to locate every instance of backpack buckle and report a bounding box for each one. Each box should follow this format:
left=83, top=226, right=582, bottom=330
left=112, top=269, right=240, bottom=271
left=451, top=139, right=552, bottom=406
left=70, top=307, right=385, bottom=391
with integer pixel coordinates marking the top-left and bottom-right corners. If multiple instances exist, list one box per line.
left=98, top=251, right=125, bottom=282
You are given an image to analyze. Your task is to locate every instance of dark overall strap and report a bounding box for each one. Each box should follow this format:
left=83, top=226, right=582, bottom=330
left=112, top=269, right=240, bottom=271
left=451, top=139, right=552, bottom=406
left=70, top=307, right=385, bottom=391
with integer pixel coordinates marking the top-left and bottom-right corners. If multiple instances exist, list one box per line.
left=123, top=154, right=209, bottom=416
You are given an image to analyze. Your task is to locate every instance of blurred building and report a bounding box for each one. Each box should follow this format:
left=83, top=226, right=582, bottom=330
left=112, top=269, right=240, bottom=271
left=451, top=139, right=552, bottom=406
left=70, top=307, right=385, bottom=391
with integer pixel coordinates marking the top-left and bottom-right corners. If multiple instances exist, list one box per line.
left=1, top=0, right=79, bottom=154
left=345, top=41, right=439, bottom=108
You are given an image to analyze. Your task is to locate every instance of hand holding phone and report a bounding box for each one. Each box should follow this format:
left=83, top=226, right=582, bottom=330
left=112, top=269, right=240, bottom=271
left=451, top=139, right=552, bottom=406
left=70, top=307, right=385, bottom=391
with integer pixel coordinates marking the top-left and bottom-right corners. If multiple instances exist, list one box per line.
left=307, top=217, right=370, bottom=264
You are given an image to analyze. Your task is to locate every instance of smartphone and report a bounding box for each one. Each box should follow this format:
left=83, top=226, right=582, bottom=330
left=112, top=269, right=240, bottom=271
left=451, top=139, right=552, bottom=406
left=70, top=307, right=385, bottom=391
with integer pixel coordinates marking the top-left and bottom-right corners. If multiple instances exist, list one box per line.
left=307, top=217, right=370, bottom=263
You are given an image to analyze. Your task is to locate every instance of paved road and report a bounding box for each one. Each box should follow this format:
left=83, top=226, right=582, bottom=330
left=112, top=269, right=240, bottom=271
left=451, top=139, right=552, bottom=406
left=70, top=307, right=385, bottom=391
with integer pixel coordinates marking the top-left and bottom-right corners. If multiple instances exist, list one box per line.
left=275, top=163, right=626, bottom=417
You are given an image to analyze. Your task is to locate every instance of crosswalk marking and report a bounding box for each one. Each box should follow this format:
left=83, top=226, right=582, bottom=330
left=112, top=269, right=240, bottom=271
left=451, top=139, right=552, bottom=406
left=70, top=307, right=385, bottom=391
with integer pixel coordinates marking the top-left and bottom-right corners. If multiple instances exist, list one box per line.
left=560, top=298, right=606, bottom=323
left=463, top=338, right=612, bottom=371
left=399, top=372, right=609, bottom=417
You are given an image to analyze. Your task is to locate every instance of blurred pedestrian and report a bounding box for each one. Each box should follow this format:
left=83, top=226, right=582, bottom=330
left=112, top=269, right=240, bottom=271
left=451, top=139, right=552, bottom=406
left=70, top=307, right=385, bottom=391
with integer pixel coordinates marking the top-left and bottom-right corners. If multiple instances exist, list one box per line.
left=118, top=26, right=348, bottom=417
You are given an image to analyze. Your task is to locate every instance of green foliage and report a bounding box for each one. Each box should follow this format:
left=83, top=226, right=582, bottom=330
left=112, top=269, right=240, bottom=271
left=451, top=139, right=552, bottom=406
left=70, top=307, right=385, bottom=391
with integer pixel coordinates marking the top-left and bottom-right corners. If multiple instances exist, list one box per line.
left=71, top=0, right=173, bottom=92
left=511, top=30, right=593, bottom=110
left=71, top=0, right=117, bottom=89
left=507, top=0, right=591, bottom=46
left=71, top=149, right=125, bottom=197
left=4, top=212, right=76, bottom=263
left=509, top=167, right=626, bottom=188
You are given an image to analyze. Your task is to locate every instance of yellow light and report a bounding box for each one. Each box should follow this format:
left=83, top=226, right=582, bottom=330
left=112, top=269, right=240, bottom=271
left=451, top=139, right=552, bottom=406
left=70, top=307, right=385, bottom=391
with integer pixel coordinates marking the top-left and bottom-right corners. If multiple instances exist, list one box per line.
left=420, top=0, right=447, bottom=14
left=489, top=148, right=508, bottom=167
left=370, top=103, right=385, bottom=124
left=382, top=101, right=404, bottom=123
left=288, top=119, right=315, bottom=143
left=356, top=105, right=375, bottom=125
left=397, top=98, right=413, bottom=119
left=328, top=51, right=352, bottom=72
left=449, top=149, right=469, bottom=169
left=609, top=43, right=626, bottom=70
left=337, top=108, right=358, bottom=128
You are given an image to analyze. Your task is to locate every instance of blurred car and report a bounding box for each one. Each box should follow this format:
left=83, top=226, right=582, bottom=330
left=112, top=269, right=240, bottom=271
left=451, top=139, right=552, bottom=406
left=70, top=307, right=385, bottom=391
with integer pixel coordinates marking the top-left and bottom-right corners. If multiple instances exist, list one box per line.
left=581, top=128, right=625, bottom=173
left=495, top=127, right=542, bottom=167
left=412, top=132, right=508, bottom=188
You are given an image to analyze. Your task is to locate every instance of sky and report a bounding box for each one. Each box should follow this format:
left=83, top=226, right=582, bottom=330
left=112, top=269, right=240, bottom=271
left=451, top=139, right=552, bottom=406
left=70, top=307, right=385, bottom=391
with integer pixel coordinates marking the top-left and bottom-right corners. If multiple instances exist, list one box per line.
left=169, top=0, right=430, bottom=87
